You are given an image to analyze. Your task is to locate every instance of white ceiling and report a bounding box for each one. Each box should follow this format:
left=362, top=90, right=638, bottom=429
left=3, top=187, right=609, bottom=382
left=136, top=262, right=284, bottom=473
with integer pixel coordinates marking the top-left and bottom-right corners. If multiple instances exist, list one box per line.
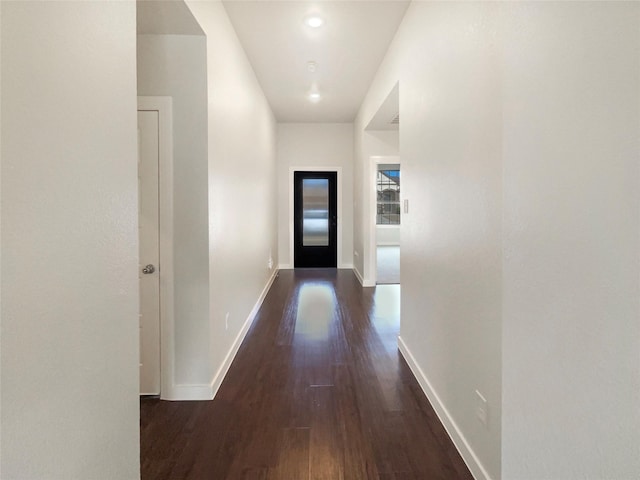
left=222, top=1, right=409, bottom=123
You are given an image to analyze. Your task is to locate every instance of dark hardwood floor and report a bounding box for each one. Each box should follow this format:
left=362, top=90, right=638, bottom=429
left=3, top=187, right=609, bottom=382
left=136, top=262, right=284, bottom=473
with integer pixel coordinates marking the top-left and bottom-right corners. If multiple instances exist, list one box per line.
left=141, top=269, right=473, bottom=480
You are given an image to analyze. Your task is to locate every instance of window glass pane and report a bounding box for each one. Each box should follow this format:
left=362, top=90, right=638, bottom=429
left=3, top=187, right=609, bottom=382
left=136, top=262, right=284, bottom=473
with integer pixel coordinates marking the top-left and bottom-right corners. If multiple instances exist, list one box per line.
left=376, top=169, right=400, bottom=225
left=302, top=178, right=329, bottom=246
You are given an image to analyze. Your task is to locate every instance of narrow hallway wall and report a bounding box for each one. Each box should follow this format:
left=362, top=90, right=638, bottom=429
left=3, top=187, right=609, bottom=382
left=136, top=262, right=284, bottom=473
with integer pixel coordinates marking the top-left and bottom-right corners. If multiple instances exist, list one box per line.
left=500, top=3, right=640, bottom=478
left=186, top=1, right=279, bottom=398
left=1, top=2, right=139, bottom=478
left=356, top=2, right=640, bottom=479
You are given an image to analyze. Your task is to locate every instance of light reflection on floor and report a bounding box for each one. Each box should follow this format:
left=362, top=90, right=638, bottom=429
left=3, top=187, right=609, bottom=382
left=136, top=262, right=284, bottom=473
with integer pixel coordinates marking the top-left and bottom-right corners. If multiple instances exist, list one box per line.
left=371, top=284, right=400, bottom=337
left=294, top=282, right=336, bottom=341
left=293, top=280, right=401, bottom=351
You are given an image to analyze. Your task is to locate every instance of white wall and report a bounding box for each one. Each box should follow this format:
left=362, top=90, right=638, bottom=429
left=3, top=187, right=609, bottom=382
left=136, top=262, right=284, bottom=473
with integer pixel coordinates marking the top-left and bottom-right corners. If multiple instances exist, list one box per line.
left=356, top=2, right=640, bottom=479
left=501, top=3, right=640, bottom=478
left=391, top=4, right=503, bottom=478
left=1, top=2, right=139, bottom=479
left=277, top=123, right=354, bottom=268
left=376, top=226, right=399, bottom=246
left=368, top=130, right=399, bottom=154
left=185, top=1, right=278, bottom=398
left=0, top=3, right=3, bottom=471
left=137, top=34, right=211, bottom=388
left=0, top=3, right=4, bottom=472
left=358, top=6, right=503, bottom=477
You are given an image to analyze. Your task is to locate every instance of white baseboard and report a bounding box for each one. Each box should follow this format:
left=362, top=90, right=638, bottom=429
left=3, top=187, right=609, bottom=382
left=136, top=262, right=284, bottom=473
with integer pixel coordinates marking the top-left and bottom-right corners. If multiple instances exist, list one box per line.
left=339, top=263, right=354, bottom=269
left=352, top=266, right=376, bottom=287
left=209, top=268, right=280, bottom=400
left=353, top=266, right=365, bottom=285
left=376, top=242, right=400, bottom=247
left=398, top=336, right=492, bottom=480
left=164, top=383, right=213, bottom=401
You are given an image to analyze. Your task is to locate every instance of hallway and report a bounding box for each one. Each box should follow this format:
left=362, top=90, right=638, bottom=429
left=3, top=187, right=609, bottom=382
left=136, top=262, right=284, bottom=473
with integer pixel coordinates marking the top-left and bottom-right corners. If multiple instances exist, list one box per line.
left=141, top=270, right=472, bottom=479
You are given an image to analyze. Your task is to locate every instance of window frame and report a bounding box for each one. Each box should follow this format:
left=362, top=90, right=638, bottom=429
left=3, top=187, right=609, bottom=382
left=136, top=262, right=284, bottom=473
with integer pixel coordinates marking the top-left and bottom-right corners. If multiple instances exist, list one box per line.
left=376, top=168, right=400, bottom=225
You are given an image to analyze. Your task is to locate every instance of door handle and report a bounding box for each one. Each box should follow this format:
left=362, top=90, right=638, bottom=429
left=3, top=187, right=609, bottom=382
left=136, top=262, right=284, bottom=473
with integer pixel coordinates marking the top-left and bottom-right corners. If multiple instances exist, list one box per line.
left=142, top=264, right=155, bottom=274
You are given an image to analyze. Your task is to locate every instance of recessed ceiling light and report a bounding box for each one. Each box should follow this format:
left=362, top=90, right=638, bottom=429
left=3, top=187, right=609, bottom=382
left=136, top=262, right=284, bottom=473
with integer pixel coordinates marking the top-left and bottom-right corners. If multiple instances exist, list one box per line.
left=304, top=15, right=324, bottom=28
left=308, top=92, right=321, bottom=103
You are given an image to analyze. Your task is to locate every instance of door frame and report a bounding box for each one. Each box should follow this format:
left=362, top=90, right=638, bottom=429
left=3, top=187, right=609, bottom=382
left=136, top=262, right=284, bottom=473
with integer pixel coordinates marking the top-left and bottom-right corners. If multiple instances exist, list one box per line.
left=293, top=171, right=338, bottom=268
left=368, top=156, right=400, bottom=286
left=138, top=96, right=174, bottom=399
left=288, top=166, right=343, bottom=268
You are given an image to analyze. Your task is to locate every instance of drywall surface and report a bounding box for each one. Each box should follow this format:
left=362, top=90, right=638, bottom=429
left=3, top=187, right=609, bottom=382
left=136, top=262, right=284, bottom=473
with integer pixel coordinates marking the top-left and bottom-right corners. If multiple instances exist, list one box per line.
left=400, top=3, right=502, bottom=478
left=501, top=3, right=640, bottom=478
left=368, top=130, right=399, bottom=154
left=357, top=3, right=503, bottom=478
left=357, top=1, right=640, bottom=478
left=137, top=0, right=203, bottom=36
left=137, top=34, right=210, bottom=387
left=1, top=1, right=139, bottom=478
left=277, top=123, right=354, bottom=268
left=376, top=226, right=399, bottom=246
left=185, top=1, right=278, bottom=392
left=0, top=3, right=3, bottom=473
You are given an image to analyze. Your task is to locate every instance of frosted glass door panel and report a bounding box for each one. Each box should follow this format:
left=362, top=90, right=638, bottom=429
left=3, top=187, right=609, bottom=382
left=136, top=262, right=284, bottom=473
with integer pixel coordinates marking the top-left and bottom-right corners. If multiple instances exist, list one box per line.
left=302, top=178, right=329, bottom=246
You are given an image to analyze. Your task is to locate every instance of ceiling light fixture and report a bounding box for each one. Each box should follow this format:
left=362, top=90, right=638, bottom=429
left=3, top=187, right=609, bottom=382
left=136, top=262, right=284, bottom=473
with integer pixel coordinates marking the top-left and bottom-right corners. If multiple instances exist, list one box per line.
left=304, top=15, right=324, bottom=28
left=308, top=92, right=321, bottom=103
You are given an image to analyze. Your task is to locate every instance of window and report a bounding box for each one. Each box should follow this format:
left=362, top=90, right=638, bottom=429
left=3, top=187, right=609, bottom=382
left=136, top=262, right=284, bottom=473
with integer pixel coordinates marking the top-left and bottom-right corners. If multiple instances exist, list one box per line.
left=376, top=169, right=400, bottom=225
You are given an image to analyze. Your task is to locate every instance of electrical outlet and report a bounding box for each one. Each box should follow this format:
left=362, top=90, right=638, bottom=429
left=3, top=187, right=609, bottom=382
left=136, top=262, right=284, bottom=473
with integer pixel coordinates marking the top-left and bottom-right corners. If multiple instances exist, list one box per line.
left=225, top=312, right=229, bottom=330
left=475, top=390, right=489, bottom=428
left=268, top=255, right=273, bottom=270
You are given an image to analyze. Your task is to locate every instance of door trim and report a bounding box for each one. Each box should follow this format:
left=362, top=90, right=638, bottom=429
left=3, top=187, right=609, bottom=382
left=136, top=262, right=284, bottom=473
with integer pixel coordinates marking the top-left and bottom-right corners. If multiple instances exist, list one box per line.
left=138, top=96, right=174, bottom=400
left=288, top=166, right=343, bottom=268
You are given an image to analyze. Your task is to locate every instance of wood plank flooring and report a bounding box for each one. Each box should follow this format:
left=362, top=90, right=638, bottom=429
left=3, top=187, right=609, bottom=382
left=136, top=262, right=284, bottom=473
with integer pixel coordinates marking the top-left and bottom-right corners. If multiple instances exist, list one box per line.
left=140, top=269, right=473, bottom=480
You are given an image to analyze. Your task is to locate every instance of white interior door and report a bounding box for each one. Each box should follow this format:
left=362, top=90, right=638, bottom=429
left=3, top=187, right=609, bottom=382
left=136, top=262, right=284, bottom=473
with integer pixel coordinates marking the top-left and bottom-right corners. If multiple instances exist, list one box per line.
left=138, top=110, right=161, bottom=395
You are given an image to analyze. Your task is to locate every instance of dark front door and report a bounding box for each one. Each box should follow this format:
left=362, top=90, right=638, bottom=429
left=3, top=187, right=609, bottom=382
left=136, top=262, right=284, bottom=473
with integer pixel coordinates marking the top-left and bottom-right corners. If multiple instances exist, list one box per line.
left=294, top=171, right=337, bottom=268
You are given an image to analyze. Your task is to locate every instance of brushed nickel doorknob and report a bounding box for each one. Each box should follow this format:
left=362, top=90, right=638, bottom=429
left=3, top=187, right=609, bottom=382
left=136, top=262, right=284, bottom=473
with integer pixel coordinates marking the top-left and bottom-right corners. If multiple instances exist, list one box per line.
left=142, top=264, right=155, bottom=274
